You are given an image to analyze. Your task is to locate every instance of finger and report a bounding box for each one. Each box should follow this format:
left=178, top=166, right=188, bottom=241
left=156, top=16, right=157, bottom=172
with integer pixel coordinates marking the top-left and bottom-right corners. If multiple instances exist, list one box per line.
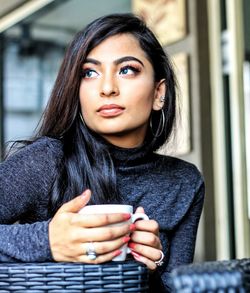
left=78, top=223, right=136, bottom=242
left=129, top=242, right=163, bottom=264
left=134, top=219, right=159, bottom=235
left=71, top=213, right=131, bottom=227
left=131, top=251, right=157, bottom=271
left=59, top=190, right=91, bottom=213
left=76, top=235, right=130, bottom=256
left=135, top=206, right=145, bottom=213
left=77, top=249, right=123, bottom=264
left=130, top=231, right=162, bottom=249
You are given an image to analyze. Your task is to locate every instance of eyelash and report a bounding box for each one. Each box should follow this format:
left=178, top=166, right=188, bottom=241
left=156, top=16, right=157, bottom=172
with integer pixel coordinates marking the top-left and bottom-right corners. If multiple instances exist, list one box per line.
left=119, top=65, right=141, bottom=75
left=81, top=68, right=96, bottom=78
left=81, top=64, right=141, bottom=78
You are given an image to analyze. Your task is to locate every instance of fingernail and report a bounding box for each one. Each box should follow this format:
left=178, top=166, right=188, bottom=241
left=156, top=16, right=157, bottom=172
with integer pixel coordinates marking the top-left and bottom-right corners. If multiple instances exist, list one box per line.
left=132, top=252, right=142, bottom=261
left=134, top=256, right=141, bottom=261
left=131, top=251, right=141, bottom=258
left=123, top=213, right=131, bottom=220
left=114, top=250, right=122, bottom=257
left=128, top=242, right=136, bottom=249
left=123, top=236, right=130, bottom=243
left=82, top=189, right=90, bottom=197
left=130, top=224, right=136, bottom=231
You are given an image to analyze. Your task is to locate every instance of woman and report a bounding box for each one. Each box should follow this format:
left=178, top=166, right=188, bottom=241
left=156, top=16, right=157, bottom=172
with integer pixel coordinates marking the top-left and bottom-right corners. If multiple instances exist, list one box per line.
left=0, top=13, right=204, bottom=291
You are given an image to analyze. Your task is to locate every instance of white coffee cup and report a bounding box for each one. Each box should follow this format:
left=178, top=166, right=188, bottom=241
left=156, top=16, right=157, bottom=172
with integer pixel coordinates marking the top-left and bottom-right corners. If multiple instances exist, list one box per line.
left=79, top=204, right=149, bottom=261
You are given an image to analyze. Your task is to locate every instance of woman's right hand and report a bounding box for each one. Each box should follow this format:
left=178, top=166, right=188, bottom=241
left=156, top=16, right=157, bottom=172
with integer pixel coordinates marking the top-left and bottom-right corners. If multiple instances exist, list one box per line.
left=49, top=190, right=134, bottom=263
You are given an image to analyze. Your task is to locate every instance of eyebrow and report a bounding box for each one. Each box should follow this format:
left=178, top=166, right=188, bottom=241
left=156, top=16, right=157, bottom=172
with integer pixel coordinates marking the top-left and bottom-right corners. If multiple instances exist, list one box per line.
left=84, top=56, right=144, bottom=67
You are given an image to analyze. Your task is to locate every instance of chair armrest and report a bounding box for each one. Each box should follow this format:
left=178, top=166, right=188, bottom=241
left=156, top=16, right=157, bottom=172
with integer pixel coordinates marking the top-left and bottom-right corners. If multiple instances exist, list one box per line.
left=0, top=260, right=149, bottom=292
left=170, top=258, right=250, bottom=292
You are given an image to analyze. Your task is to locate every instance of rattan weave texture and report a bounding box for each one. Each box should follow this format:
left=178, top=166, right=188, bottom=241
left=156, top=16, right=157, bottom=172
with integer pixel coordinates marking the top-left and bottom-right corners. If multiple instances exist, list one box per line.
left=0, top=261, right=149, bottom=292
left=171, top=258, right=250, bottom=292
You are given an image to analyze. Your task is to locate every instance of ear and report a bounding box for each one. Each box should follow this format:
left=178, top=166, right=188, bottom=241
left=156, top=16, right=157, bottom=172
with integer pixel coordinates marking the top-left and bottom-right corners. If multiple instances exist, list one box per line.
left=152, top=79, right=166, bottom=111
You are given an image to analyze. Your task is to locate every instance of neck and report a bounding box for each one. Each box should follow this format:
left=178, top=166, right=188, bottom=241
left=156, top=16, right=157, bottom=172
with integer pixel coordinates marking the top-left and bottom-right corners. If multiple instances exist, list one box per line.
left=86, top=128, right=154, bottom=167
left=100, top=133, right=145, bottom=148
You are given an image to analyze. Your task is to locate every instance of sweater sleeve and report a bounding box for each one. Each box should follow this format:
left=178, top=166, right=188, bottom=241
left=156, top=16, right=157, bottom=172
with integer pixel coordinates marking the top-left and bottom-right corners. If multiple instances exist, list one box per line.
left=0, top=138, right=61, bottom=262
left=161, top=179, right=205, bottom=291
left=0, top=221, right=52, bottom=262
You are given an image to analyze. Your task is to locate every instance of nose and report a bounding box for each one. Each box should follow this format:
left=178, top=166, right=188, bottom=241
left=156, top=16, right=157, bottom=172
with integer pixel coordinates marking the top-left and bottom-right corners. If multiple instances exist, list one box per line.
left=100, top=73, right=119, bottom=97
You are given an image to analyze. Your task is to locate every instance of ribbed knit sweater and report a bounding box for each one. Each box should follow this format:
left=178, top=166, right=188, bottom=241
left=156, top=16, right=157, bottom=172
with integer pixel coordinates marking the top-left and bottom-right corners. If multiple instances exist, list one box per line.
left=0, top=137, right=204, bottom=292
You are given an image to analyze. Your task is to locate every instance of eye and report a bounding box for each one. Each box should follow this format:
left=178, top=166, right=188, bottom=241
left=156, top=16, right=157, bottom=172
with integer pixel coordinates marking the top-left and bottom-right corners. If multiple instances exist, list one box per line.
left=82, top=69, right=98, bottom=79
left=119, top=65, right=140, bottom=76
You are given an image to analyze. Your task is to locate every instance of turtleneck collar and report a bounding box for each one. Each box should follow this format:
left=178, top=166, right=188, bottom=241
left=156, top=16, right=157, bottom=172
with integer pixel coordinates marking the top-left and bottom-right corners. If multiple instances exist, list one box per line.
left=92, top=132, right=154, bottom=167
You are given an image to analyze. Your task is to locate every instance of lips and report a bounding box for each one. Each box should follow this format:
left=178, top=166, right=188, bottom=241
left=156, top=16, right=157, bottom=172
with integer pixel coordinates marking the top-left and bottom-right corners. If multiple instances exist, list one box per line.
left=97, top=104, right=125, bottom=117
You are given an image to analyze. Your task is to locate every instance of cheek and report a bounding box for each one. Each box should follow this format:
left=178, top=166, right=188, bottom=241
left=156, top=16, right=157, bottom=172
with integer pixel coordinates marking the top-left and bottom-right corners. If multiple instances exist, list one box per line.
left=80, top=98, right=92, bottom=119
left=124, top=77, right=156, bottom=100
left=79, top=84, right=92, bottom=118
left=132, top=87, right=156, bottom=110
left=80, top=99, right=95, bottom=129
left=79, top=81, right=92, bottom=103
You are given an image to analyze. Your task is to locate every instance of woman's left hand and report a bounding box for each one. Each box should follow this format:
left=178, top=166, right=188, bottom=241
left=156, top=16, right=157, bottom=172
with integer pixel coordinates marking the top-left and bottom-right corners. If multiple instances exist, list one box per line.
left=129, top=207, right=163, bottom=271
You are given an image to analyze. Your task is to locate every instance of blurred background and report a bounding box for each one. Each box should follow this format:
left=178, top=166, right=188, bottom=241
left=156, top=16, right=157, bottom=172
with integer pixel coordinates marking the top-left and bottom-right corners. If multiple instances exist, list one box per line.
left=0, top=0, right=249, bottom=265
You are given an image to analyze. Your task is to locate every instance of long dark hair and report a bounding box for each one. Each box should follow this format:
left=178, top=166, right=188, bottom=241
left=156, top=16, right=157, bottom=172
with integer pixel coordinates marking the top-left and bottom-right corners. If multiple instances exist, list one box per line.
left=36, top=13, right=176, bottom=214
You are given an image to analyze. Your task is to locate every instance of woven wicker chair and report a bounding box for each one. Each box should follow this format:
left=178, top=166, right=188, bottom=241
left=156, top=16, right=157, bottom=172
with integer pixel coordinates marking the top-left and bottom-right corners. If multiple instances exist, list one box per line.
left=171, top=258, right=250, bottom=292
left=0, top=260, right=149, bottom=292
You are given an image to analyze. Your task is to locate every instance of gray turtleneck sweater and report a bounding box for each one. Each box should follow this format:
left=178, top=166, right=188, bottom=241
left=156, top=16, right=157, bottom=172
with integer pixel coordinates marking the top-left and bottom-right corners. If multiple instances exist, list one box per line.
left=0, top=137, right=204, bottom=291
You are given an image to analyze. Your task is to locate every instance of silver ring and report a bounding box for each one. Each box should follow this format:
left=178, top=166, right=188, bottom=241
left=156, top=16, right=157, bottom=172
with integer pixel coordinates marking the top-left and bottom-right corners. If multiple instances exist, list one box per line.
left=86, top=242, right=97, bottom=260
left=155, top=251, right=164, bottom=266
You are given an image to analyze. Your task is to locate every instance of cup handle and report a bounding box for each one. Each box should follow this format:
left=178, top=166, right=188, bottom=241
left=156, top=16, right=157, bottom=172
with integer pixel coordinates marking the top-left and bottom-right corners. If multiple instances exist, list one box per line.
left=131, top=213, right=149, bottom=222
left=127, top=213, right=149, bottom=254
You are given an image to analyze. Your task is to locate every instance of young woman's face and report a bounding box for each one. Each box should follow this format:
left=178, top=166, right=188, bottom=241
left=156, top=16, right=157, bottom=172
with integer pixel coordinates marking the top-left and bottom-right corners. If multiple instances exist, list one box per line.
left=79, top=33, right=165, bottom=148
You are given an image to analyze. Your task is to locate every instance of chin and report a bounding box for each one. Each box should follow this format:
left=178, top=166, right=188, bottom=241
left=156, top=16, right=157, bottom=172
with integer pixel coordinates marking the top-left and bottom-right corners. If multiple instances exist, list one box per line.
left=98, top=130, right=126, bottom=136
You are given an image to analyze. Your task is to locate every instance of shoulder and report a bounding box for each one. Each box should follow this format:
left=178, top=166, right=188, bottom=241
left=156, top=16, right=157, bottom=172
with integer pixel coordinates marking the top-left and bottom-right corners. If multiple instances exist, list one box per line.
left=6, top=136, right=63, bottom=162
left=147, top=154, right=205, bottom=227
left=3, top=136, right=64, bottom=177
left=152, top=153, right=204, bottom=187
left=24, top=136, right=62, bottom=155
left=0, top=137, right=64, bottom=207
